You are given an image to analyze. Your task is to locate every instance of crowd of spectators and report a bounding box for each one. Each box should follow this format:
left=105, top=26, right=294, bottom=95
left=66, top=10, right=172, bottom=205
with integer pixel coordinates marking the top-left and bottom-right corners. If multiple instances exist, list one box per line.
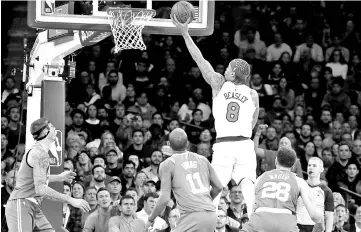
left=2, top=1, right=361, bottom=232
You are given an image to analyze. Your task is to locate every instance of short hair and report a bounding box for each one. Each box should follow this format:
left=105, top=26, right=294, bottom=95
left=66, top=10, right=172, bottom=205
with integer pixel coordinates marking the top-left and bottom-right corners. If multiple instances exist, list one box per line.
left=120, top=195, right=135, bottom=205
left=301, top=123, right=313, bottom=131
left=132, top=129, right=144, bottom=137
left=338, top=142, right=351, bottom=150
left=63, top=181, right=72, bottom=190
left=123, top=160, right=136, bottom=169
left=277, top=147, right=297, bottom=168
left=152, top=112, right=163, bottom=120
left=92, top=154, right=106, bottom=164
left=96, top=187, right=109, bottom=199
left=192, top=109, right=203, bottom=116
left=346, top=162, right=359, bottom=170
left=143, top=192, right=159, bottom=202
left=92, top=164, right=105, bottom=175
left=85, top=186, right=97, bottom=193
left=125, top=187, right=138, bottom=196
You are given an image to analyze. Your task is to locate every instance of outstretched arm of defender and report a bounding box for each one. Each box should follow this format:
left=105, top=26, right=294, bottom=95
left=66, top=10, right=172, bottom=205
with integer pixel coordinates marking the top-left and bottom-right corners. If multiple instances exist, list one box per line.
left=171, top=15, right=225, bottom=92
left=31, top=150, right=90, bottom=212
left=251, top=89, right=259, bottom=129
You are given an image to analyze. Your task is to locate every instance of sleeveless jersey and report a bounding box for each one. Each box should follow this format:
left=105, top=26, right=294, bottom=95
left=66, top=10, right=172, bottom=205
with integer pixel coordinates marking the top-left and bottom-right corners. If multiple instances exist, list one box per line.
left=254, top=169, right=300, bottom=214
left=213, top=81, right=255, bottom=138
left=9, top=144, right=50, bottom=202
left=169, top=152, right=215, bottom=214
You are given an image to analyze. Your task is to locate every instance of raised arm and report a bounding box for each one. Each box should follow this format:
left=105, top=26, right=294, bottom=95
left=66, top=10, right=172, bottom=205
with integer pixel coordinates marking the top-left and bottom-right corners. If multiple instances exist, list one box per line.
left=253, top=124, right=268, bottom=158
left=171, top=15, right=225, bottom=95
left=29, top=149, right=90, bottom=212
left=251, top=89, right=259, bottom=129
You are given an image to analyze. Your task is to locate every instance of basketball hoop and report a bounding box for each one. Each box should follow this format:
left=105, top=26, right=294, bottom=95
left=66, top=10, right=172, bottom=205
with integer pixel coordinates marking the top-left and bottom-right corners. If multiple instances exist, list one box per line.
left=107, top=7, right=156, bottom=52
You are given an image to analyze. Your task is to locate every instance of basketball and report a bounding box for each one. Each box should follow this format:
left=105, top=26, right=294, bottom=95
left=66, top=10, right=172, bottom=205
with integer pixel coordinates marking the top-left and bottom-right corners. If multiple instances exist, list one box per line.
left=171, top=1, right=195, bottom=24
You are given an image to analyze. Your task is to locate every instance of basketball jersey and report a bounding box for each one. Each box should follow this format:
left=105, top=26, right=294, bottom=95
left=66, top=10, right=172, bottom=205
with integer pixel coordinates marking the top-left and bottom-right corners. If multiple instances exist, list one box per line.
left=169, top=152, right=216, bottom=214
left=213, top=81, right=255, bottom=138
left=296, top=183, right=334, bottom=225
left=254, top=169, right=300, bottom=214
left=9, top=144, right=50, bottom=202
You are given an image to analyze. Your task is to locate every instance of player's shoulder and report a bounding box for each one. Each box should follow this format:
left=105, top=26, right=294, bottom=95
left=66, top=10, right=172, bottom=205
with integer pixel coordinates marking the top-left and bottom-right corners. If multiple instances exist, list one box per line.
left=250, top=88, right=258, bottom=97
left=319, top=183, right=333, bottom=195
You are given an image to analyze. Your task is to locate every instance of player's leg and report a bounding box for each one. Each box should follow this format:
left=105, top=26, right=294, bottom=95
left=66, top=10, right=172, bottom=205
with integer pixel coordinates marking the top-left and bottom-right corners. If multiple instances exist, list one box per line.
left=211, top=142, right=234, bottom=207
left=232, top=140, right=257, bottom=218
left=33, top=204, right=55, bottom=232
left=5, top=199, right=35, bottom=232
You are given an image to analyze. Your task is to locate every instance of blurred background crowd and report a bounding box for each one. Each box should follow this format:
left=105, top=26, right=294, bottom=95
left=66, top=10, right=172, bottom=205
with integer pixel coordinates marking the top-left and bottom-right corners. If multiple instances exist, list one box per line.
left=2, top=1, right=361, bottom=232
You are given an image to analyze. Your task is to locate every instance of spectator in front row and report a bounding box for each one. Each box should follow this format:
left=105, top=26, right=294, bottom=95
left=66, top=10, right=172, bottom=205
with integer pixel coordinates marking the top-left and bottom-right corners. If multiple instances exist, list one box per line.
left=136, top=192, right=168, bottom=231
left=108, top=195, right=145, bottom=232
left=141, top=149, right=163, bottom=183
left=83, top=188, right=112, bottom=232
left=215, top=208, right=239, bottom=232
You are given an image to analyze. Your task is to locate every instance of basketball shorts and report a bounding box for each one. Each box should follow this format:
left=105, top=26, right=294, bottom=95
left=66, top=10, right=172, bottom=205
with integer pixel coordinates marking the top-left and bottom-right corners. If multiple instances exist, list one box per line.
left=211, top=139, right=256, bottom=186
left=241, top=212, right=298, bottom=232
left=5, top=199, right=54, bottom=232
left=172, top=211, right=217, bottom=232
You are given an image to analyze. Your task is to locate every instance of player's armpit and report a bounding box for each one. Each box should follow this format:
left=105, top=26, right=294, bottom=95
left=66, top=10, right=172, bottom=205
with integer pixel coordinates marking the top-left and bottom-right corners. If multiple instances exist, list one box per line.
left=182, top=33, right=225, bottom=93
left=251, top=89, right=259, bottom=129
left=32, top=150, right=71, bottom=203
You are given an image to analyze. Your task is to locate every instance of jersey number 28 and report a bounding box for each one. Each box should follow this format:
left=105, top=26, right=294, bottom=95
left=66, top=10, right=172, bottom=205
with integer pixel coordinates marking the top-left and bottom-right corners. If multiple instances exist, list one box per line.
left=186, top=172, right=208, bottom=194
left=226, top=102, right=240, bottom=122
left=261, top=182, right=291, bottom=202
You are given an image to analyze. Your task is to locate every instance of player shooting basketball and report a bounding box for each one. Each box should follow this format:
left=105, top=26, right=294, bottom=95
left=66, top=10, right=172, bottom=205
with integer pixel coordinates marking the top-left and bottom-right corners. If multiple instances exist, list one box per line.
left=6, top=118, right=90, bottom=232
left=171, top=14, right=259, bottom=216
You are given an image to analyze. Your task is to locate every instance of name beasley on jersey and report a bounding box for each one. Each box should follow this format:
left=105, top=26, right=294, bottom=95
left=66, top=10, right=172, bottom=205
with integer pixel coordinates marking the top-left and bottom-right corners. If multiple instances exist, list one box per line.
left=224, top=92, right=248, bottom=103
left=181, top=161, right=197, bottom=170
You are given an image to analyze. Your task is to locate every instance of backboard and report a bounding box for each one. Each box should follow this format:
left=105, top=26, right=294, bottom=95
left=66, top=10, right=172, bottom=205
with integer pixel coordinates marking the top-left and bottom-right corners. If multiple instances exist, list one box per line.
left=28, top=0, right=215, bottom=36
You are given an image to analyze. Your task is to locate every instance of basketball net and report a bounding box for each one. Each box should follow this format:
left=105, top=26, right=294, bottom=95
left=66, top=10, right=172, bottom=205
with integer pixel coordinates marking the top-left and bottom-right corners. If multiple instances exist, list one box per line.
left=107, top=7, right=155, bottom=52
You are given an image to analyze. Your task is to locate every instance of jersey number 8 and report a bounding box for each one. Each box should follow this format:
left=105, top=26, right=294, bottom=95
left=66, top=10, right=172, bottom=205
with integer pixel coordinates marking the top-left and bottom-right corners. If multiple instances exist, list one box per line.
left=226, top=102, right=240, bottom=122
left=261, top=182, right=291, bottom=202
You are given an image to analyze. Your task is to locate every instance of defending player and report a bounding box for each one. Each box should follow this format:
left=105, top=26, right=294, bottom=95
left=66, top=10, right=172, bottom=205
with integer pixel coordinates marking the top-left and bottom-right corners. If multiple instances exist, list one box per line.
left=241, top=147, right=325, bottom=232
left=145, top=128, right=223, bottom=232
left=171, top=15, right=259, bottom=215
left=6, top=118, right=90, bottom=232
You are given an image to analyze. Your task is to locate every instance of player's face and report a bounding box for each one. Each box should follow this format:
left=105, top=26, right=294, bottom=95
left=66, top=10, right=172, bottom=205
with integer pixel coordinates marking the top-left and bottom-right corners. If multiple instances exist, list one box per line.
left=308, top=159, right=324, bottom=178
left=346, top=164, right=359, bottom=178
left=97, top=190, right=111, bottom=209
left=216, top=210, right=227, bottom=228
left=85, top=189, right=97, bottom=206
left=120, top=198, right=135, bottom=216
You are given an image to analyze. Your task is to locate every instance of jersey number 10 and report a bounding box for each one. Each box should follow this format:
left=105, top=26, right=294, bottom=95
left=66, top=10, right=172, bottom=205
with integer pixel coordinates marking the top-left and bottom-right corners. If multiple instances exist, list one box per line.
left=186, top=172, right=208, bottom=194
left=261, top=182, right=291, bottom=202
